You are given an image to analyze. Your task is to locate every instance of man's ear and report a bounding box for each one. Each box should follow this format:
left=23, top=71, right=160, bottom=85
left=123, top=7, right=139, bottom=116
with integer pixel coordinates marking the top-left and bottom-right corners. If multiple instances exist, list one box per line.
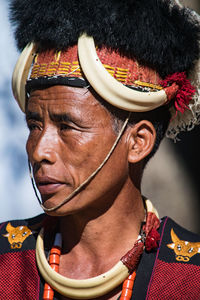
left=127, top=120, right=156, bottom=163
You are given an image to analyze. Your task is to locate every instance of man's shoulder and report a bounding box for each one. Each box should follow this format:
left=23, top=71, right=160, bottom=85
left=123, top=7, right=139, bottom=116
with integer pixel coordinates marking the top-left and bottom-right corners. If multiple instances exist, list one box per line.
left=0, top=213, right=45, bottom=227
left=160, top=217, right=200, bottom=265
left=159, top=216, right=200, bottom=266
left=162, top=216, right=200, bottom=240
left=136, top=217, right=200, bottom=299
left=0, top=215, right=44, bottom=298
left=0, top=214, right=45, bottom=254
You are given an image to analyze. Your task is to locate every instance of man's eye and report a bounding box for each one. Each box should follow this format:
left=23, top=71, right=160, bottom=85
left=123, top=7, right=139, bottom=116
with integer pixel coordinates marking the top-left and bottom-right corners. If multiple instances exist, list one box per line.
left=27, top=122, right=41, bottom=131
left=60, top=123, right=74, bottom=130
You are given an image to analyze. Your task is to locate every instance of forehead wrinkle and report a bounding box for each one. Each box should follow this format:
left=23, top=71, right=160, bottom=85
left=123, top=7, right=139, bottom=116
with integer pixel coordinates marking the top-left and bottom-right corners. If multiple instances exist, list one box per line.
left=29, top=87, right=90, bottom=100
left=28, top=93, right=96, bottom=116
left=28, top=86, right=105, bottom=113
left=27, top=86, right=115, bottom=129
left=28, top=93, right=103, bottom=115
left=27, top=97, right=99, bottom=128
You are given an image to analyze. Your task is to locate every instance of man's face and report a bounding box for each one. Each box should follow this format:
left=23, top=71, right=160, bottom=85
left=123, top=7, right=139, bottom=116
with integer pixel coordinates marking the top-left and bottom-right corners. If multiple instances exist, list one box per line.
left=26, top=85, right=130, bottom=216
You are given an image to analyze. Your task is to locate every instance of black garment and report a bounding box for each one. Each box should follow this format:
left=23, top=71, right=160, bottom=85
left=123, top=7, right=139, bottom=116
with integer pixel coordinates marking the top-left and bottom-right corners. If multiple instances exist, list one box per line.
left=0, top=215, right=200, bottom=299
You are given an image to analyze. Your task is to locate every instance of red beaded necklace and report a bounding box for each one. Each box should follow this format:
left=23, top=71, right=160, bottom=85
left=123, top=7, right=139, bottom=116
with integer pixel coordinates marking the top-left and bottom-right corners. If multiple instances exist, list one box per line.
left=43, top=244, right=136, bottom=300
left=42, top=203, right=160, bottom=300
left=43, top=244, right=61, bottom=300
left=43, top=245, right=136, bottom=300
left=120, top=272, right=136, bottom=300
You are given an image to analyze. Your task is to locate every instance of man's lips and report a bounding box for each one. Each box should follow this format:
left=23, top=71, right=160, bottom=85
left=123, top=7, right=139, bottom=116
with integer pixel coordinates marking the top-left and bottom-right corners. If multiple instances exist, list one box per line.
left=35, top=176, right=66, bottom=195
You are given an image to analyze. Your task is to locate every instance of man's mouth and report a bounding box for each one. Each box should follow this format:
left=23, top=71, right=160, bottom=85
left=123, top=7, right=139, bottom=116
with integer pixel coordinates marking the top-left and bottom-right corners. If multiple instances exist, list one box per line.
left=35, top=176, right=66, bottom=195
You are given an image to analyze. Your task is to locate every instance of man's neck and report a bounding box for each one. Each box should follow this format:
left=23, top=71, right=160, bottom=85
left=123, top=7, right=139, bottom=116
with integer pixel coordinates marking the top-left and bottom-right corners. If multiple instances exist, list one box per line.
left=58, top=182, right=145, bottom=279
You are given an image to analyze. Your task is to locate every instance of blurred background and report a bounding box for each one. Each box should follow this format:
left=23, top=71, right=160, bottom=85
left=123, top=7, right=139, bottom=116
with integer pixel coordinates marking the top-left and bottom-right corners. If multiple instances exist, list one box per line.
left=0, top=0, right=199, bottom=233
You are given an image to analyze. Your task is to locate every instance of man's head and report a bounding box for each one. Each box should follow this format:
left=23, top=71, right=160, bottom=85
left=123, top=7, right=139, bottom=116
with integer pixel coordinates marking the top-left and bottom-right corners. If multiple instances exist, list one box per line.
left=25, top=85, right=156, bottom=215
left=10, top=0, right=200, bottom=213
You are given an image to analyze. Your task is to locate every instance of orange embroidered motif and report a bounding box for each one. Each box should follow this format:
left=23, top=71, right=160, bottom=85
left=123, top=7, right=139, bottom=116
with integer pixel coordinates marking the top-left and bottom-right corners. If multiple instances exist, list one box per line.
left=167, top=228, right=200, bottom=262
left=2, top=222, right=32, bottom=249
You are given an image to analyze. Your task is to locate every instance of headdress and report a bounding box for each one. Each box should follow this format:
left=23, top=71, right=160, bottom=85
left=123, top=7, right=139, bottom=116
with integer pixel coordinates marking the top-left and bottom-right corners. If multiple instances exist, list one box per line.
left=10, top=0, right=200, bottom=140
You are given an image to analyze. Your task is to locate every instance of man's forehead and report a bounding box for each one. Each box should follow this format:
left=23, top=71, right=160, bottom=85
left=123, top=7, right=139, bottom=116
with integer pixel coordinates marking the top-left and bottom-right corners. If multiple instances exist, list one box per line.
left=29, top=85, right=90, bottom=100
left=26, top=85, right=98, bottom=111
left=25, top=85, right=111, bottom=125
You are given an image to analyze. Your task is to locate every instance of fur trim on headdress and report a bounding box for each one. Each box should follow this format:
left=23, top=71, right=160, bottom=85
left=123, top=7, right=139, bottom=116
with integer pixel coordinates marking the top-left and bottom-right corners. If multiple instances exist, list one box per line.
left=10, top=0, right=199, bottom=78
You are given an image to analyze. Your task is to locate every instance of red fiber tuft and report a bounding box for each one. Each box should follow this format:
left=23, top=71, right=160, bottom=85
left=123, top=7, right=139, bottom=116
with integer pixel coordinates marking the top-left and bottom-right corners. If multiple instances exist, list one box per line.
left=160, top=72, right=195, bottom=114
left=145, top=228, right=160, bottom=252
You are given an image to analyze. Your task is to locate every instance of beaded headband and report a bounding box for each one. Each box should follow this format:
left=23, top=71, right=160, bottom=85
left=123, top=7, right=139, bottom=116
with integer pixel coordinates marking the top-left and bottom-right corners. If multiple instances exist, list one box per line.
left=12, top=34, right=199, bottom=140
left=30, top=44, right=162, bottom=86
left=12, top=38, right=168, bottom=113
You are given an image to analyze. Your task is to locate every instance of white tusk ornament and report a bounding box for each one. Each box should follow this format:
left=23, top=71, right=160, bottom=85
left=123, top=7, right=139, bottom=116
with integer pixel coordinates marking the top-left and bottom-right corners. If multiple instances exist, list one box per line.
left=12, top=43, right=36, bottom=112
left=36, top=228, right=129, bottom=299
left=78, top=34, right=168, bottom=112
left=12, top=35, right=168, bottom=113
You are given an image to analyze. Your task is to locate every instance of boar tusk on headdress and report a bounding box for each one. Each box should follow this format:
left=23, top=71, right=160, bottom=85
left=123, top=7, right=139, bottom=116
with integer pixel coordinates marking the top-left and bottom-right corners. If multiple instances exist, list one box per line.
left=12, top=36, right=169, bottom=113
left=12, top=43, right=36, bottom=112
left=78, top=34, right=167, bottom=112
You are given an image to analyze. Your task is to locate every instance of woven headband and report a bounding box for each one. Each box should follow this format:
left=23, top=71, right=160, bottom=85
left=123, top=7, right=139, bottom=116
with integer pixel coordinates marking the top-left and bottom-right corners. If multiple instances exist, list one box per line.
left=12, top=34, right=199, bottom=139
left=12, top=35, right=177, bottom=112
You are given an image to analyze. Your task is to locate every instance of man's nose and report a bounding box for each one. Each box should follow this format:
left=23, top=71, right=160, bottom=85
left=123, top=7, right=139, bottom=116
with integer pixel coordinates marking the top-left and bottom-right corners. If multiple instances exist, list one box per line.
left=31, top=128, right=58, bottom=164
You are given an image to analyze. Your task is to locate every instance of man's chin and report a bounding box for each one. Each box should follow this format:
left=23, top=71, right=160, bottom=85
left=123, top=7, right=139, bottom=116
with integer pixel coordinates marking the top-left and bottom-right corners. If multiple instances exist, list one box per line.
left=41, top=200, right=67, bottom=216
left=40, top=193, right=77, bottom=216
left=41, top=195, right=61, bottom=215
left=40, top=186, right=73, bottom=210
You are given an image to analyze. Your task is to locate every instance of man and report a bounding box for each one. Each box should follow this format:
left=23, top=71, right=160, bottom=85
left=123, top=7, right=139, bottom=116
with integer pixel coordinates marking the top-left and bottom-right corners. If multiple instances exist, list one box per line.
left=0, top=0, right=200, bottom=299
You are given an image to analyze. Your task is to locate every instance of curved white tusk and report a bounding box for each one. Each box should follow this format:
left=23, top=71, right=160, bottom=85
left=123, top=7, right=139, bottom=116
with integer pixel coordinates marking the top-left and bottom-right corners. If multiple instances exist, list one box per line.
left=12, top=36, right=168, bottom=113
left=36, top=228, right=129, bottom=299
left=78, top=34, right=167, bottom=112
left=12, top=43, right=36, bottom=112
left=145, top=199, right=159, bottom=219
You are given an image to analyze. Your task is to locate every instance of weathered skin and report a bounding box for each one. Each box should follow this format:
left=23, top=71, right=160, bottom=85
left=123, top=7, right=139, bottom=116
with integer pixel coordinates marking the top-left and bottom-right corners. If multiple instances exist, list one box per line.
left=26, top=85, right=156, bottom=300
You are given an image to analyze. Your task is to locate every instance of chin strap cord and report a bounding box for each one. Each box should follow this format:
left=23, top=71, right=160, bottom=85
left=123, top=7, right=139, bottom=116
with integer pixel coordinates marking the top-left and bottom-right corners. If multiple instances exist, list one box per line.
left=29, top=112, right=131, bottom=212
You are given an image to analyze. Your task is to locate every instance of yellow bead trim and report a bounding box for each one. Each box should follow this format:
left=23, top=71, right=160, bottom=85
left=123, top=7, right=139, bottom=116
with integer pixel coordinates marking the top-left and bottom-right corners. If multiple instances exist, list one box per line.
left=30, top=53, right=162, bottom=91
left=134, top=80, right=163, bottom=90
left=30, top=60, right=132, bottom=82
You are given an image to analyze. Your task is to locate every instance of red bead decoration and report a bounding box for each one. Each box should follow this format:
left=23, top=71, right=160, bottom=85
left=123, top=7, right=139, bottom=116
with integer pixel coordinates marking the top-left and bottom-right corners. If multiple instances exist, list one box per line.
left=120, top=272, right=136, bottom=300
left=43, top=245, right=61, bottom=300
left=121, top=241, right=144, bottom=272
left=43, top=288, right=54, bottom=300
left=145, top=228, right=160, bottom=252
left=121, top=211, right=160, bottom=273
left=143, top=212, right=160, bottom=236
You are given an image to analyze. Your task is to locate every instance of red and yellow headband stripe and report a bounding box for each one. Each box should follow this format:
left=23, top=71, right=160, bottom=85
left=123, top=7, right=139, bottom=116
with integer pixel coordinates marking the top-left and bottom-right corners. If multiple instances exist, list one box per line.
left=30, top=45, right=163, bottom=90
left=13, top=35, right=193, bottom=114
